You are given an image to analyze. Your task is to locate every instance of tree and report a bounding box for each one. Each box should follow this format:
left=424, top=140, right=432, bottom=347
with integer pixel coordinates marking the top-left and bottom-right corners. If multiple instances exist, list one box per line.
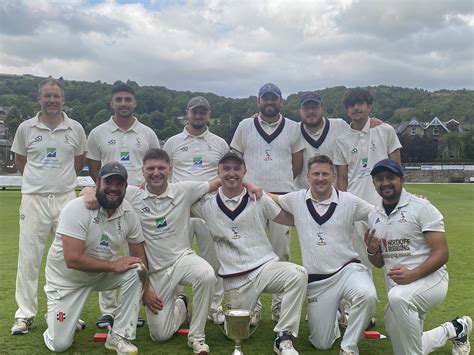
left=5, top=106, right=23, bottom=138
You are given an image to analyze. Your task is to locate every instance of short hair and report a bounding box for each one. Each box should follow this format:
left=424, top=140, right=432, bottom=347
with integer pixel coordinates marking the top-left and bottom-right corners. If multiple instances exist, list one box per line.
left=307, top=154, right=335, bottom=172
left=111, top=84, right=136, bottom=96
left=142, top=148, right=170, bottom=164
left=38, top=77, right=65, bottom=98
left=342, top=87, right=373, bottom=108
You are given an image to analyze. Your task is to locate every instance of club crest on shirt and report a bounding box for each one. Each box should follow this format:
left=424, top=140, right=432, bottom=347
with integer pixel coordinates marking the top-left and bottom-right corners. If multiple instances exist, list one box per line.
left=136, top=138, right=142, bottom=148
left=316, top=231, right=326, bottom=246
left=370, top=140, right=377, bottom=151
left=398, top=211, right=407, bottom=223
left=264, top=149, right=272, bottom=161
left=231, top=227, right=241, bottom=239
left=64, top=135, right=71, bottom=144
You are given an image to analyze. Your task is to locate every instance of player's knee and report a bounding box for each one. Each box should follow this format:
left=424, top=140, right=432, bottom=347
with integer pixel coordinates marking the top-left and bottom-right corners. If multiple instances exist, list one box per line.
left=47, top=335, right=74, bottom=352
left=309, top=334, right=334, bottom=350
left=194, top=264, right=216, bottom=286
left=387, top=288, right=410, bottom=312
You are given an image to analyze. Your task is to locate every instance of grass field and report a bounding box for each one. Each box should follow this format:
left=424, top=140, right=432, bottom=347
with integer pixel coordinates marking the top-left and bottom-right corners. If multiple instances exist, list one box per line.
left=0, top=184, right=472, bottom=354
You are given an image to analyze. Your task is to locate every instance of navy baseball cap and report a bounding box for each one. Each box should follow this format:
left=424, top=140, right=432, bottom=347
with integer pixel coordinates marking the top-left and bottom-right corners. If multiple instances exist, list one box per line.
left=370, top=159, right=404, bottom=177
left=258, top=83, right=282, bottom=98
left=99, top=162, right=128, bottom=181
left=218, top=151, right=246, bottom=167
left=299, top=91, right=323, bottom=107
left=187, top=96, right=210, bottom=111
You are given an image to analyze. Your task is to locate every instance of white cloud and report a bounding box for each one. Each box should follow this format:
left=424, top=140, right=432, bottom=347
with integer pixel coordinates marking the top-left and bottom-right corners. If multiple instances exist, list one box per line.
left=0, top=0, right=472, bottom=97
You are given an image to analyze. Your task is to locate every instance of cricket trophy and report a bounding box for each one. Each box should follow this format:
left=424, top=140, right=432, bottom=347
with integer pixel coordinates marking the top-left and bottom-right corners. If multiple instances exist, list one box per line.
left=222, top=309, right=255, bottom=355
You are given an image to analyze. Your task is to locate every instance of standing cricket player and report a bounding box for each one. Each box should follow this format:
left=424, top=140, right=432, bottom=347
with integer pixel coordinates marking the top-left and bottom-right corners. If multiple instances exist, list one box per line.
left=192, top=152, right=307, bottom=355
left=11, top=78, right=87, bottom=335
left=163, top=96, right=229, bottom=325
left=275, top=155, right=377, bottom=354
left=366, top=159, right=471, bottom=355
left=43, top=162, right=147, bottom=354
left=230, top=83, right=304, bottom=322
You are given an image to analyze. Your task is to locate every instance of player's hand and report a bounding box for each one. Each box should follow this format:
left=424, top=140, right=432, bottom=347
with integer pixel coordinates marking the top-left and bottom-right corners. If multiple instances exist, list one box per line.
left=364, top=228, right=381, bottom=253
left=387, top=265, right=418, bottom=284
left=245, top=181, right=263, bottom=200
left=81, top=187, right=99, bottom=210
left=143, top=286, right=164, bottom=314
left=369, top=117, right=383, bottom=128
left=113, top=256, right=143, bottom=273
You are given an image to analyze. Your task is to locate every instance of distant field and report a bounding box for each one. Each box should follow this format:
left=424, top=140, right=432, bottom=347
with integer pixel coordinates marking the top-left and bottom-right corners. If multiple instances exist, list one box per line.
left=0, top=184, right=472, bottom=354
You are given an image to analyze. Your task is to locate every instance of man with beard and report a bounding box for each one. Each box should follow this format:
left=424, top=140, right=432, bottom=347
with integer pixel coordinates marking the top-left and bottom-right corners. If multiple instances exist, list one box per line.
left=366, top=159, right=471, bottom=355
left=87, top=84, right=159, bottom=328
left=163, top=96, right=229, bottom=325
left=230, top=83, right=304, bottom=322
left=10, top=78, right=87, bottom=335
left=43, top=162, right=148, bottom=354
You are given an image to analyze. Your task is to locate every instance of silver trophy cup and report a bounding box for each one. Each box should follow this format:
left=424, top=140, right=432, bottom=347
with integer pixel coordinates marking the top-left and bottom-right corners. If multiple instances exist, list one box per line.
left=222, top=309, right=257, bottom=355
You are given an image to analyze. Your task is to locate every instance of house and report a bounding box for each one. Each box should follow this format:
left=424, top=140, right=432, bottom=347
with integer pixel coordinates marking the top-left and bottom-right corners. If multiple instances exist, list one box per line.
left=397, top=116, right=460, bottom=139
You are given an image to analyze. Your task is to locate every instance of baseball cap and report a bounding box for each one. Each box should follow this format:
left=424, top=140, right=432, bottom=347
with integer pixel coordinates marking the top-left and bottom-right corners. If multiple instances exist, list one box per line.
left=99, top=162, right=128, bottom=181
left=218, top=151, right=246, bottom=167
left=299, top=91, right=323, bottom=107
left=187, top=96, right=210, bottom=111
left=258, top=83, right=282, bottom=98
left=370, top=159, right=404, bottom=177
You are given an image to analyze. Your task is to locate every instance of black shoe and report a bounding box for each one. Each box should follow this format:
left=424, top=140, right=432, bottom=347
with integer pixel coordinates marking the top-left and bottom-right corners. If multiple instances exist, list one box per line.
left=137, top=316, right=145, bottom=328
left=177, top=293, right=190, bottom=327
left=96, top=314, right=114, bottom=329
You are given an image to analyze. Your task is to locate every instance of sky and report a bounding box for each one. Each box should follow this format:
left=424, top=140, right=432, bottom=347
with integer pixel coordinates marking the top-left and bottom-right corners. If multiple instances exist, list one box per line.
left=0, top=0, right=473, bottom=98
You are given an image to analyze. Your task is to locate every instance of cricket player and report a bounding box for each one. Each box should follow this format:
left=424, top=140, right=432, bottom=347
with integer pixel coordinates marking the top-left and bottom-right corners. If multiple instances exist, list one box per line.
left=365, top=159, right=471, bottom=355
left=87, top=83, right=159, bottom=328
left=11, top=78, right=87, bottom=335
left=230, top=83, right=304, bottom=321
left=192, top=152, right=307, bottom=355
left=43, top=162, right=147, bottom=354
left=163, top=96, right=229, bottom=325
left=275, top=155, right=377, bottom=354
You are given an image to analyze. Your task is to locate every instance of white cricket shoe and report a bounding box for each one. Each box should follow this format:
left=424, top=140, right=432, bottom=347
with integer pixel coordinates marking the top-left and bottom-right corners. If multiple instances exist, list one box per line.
left=11, top=318, right=34, bottom=335
left=207, top=307, right=225, bottom=325
left=105, top=330, right=138, bottom=355
left=187, top=339, right=210, bottom=355
left=452, top=315, right=472, bottom=355
left=250, top=309, right=261, bottom=327
left=274, top=332, right=298, bottom=355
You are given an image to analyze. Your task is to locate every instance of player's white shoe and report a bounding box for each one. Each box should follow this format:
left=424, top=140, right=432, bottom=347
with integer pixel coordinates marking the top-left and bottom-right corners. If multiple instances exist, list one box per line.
left=272, top=305, right=281, bottom=322
left=452, top=315, right=472, bottom=355
left=208, top=307, right=225, bottom=325
left=187, top=339, right=210, bottom=355
left=105, top=330, right=138, bottom=355
left=274, top=331, right=298, bottom=355
left=339, top=350, right=355, bottom=355
left=76, top=318, right=86, bottom=331
left=11, top=318, right=34, bottom=335
left=250, top=309, right=261, bottom=327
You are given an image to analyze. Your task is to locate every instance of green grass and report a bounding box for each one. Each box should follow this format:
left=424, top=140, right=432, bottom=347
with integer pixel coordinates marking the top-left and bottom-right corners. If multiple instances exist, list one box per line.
left=0, top=184, right=472, bottom=354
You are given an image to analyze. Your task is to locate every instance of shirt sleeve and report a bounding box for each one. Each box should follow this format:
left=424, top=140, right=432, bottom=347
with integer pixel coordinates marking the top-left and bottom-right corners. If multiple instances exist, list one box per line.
left=418, top=202, right=445, bottom=233
left=277, top=192, right=296, bottom=214
left=261, top=194, right=282, bottom=220
left=149, top=129, right=161, bottom=149
left=230, top=122, right=245, bottom=153
left=385, top=124, right=402, bottom=154
left=11, top=123, right=27, bottom=155
left=86, top=129, right=101, bottom=160
left=291, top=123, right=305, bottom=153
left=125, top=207, right=145, bottom=244
left=75, top=123, right=87, bottom=156
left=56, top=197, right=90, bottom=241
left=182, top=181, right=211, bottom=204
left=333, top=137, right=348, bottom=165
left=352, top=194, right=374, bottom=222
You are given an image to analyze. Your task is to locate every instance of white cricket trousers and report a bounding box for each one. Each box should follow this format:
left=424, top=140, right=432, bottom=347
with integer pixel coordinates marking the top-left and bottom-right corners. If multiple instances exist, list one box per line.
left=43, top=268, right=142, bottom=352
left=15, top=191, right=76, bottom=319
left=385, top=269, right=450, bottom=354
left=222, top=261, right=307, bottom=337
left=268, top=220, right=291, bottom=313
left=146, top=252, right=216, bottom=344
left=189, top=217, right=224, bottom=312
left=306, top=263, right=377, bottom=354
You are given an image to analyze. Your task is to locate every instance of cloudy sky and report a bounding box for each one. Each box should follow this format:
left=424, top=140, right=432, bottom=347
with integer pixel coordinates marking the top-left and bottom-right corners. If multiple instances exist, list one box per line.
left=0, top=0, right=473, bottom=97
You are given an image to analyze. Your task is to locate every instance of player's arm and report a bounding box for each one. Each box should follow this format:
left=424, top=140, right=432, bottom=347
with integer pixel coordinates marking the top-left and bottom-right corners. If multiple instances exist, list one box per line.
left=15, top=153, right=27, bottom=175
left=335, top=164, right=349, bottom=191
left=387, top=231, right=448, bottom=285
left=74, top=154, right=85, bottom=176
left=272, top=210, right=294, bottom=227
left=388, top=149, right=401, bottom=164
left=291, top=150, right=304, bottom=178
left=364, top=229, right=384, bottom=268
left=62, top=235, right=142, bottom=273
left=87, top=158, right=102, bottom=183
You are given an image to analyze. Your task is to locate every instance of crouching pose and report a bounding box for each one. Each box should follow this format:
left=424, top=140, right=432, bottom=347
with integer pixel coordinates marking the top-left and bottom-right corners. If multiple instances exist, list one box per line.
left=43, top=162, right=146, bottom=354
left=192, top=152, right=307, bottom=355
left=275, top=155, right=377, bottom=355
left=366, top=159, right=471, bottom=355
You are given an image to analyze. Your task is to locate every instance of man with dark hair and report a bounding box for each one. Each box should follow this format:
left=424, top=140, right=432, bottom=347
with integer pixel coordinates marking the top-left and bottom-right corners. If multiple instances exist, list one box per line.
left=231, top=83, right=304, bottom=322
left=43, top=162, right=147, bottom=354
left=87, top=83, right=160, bottom=328
left=11, top=77, right=87, bottom=335
left=192, top=151, right=307, bottom=355
left=274, top=154, right=377, bottom=354
left=163, top=96, right=229, bottom=325
left=366, top=159, right=471, bottom=355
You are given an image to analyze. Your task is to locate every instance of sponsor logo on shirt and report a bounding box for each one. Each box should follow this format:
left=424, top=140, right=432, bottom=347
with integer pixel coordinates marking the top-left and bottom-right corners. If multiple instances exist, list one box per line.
left=350, top=147, right=358, bottom=154
left=108, top=139, right=116, bottom=145
left=47, top=147, right=57, bottom=158
left=141, top=207, right=150, bottom=214
left=180, top=146, right=189, bottom=152
left=156, top=217, right=167, bottom=228
left=100, top=234, right=109, bottom=247
left=193, top=156, right=203, bottom=167
left=361, top=158, right=368, bottom=168
left=120, top=151, right=130, bottom=161
left=380, top=237, right=411, bottom=258
left=34, top=135, right=43, bottom=142
left=93, top=217, right=100, bottom=224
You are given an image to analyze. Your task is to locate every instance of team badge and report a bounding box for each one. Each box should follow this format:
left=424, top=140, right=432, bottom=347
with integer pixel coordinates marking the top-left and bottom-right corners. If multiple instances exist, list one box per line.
left=370, top=140, right=377, bottom=151
left=64, top=135, right=71, bottom=144
left=136, top=138, right=142, bottom=148
left=231, top=227, right=241, bottom=239
left=398, top=211, right=407, bottom=223
left=56, top=311, right=66, bottom=322
left=375, top=217, right=380, bottom=224
left=316, top=231, right=326, bottom=246
left=264, top=149, right=272, bottom=161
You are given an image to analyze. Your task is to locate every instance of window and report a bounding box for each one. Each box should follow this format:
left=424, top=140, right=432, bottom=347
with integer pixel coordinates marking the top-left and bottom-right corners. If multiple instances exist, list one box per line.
left=410, top=126, right=417, bottom=135
left=433, top=127, right=439, bottom=136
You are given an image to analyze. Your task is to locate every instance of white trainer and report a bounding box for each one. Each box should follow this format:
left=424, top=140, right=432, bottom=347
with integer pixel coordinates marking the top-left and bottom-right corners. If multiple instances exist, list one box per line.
left=11, top=318, right=34, bottom=335
left=187, top=339, right=210, bottom=355
left=452, top=315, right=472, bottom=355
left=208, top=307, right=225, bottom=325
left=274, top=332, right=298, bottom=355
left=250, top=309, right=261, bottom=327
left=105, top=330, right=138, bottom=355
